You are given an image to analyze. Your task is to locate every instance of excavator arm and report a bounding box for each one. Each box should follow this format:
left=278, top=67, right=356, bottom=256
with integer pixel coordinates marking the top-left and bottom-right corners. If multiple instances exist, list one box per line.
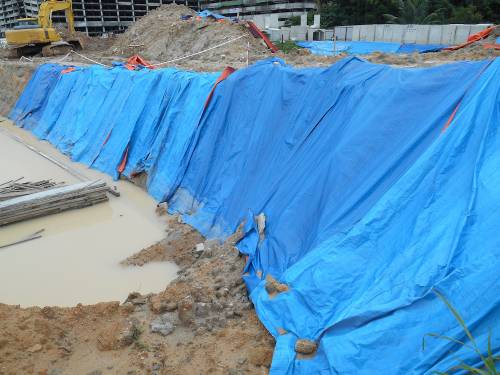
left=37, top=0, right=75, bottom=35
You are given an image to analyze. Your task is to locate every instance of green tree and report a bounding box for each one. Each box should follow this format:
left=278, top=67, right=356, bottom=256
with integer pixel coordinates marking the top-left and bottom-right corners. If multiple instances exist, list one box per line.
left=384, top=0, right=443, bottom=23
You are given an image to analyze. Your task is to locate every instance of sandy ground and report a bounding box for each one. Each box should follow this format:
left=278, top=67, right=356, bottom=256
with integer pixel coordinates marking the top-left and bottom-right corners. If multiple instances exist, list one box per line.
left=0, top=118, right=273, bottom=374
left=0, top=121, right=179, bottom=307
left=0, top=221, right=274, bottom=375
left=0, top=216, right=273, bottom=375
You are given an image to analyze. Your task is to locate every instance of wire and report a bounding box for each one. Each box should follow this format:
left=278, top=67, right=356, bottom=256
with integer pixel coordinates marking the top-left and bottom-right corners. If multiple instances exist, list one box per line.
left=151, top=35, right=246, bottom=67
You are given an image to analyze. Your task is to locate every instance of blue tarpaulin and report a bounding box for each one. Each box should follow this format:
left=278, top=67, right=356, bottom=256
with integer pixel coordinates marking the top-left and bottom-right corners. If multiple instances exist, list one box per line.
left=296, top=40, right=447, bottom=56
left=10, top=64, right=218, bottom=196
left=197, top=10, right=227, bottom=19
left=9, top=57, right=500, bottom=374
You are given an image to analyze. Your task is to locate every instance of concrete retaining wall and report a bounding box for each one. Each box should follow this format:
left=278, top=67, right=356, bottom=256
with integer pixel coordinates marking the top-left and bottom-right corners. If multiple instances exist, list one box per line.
left=344, top=24, right=491, bottom=45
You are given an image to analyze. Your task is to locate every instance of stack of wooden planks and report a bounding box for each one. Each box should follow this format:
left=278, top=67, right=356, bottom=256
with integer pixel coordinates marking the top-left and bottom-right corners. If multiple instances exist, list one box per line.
left=0, top=178, right=63, bottom=201
left=0, top=180, right=109, bottom=226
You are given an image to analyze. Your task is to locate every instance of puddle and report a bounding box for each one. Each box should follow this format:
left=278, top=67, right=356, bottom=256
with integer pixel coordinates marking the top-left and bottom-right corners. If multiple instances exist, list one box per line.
left=0, top=118, right=178, bottom=307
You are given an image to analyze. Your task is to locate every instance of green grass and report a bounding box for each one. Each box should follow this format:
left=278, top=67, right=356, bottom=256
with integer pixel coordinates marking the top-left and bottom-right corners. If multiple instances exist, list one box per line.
left=275, top=41, right=303, bottom=54
left=423, top=290, right=499, bottom=374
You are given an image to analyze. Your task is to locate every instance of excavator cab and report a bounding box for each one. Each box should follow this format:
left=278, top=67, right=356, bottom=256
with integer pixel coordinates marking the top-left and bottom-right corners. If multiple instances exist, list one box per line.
left=5, top=0, right=83, bottom=57
left=13, top=18, right=39, bottom=30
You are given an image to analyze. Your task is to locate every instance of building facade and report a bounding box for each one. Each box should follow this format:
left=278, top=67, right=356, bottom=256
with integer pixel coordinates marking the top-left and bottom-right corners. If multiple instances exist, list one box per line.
left=0, top=0, right=25, bottom=37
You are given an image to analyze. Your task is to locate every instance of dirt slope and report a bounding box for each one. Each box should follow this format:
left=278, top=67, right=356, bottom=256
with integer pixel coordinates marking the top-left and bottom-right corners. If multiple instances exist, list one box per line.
left=112, top=4, right=271, bottom=71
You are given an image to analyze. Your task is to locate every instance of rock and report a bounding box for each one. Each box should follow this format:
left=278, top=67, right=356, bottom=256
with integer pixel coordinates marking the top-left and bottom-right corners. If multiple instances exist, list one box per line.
left=86, top=371, right=102, bottom=375
left=193, top=302, right=210, bottom=318
left=155, top=202, right=168, bottom=216
left=27, top=344, right=42, bottom=353
left=122, top=302, right=135, bottom=313
left=126, top=292, right=141, bottom=302
left=119, top=320, right=141, bottom=347
left=41, top=306, right=56, bottom=319
left=152, top=363, right=161, bottom=371
left=215, top=288, right=229, bottom=298
left=48, top=369, right=63, bottom=375
left=237, top=358, right=247, bottom=365
left=178, top=297, right=194, bottom=325
left=165, top=302, right=178, bottom=312
left=294, top=339, right=317, bottom=355
left=97, top=320, right=140, bottom=351
left=130, top=296, right=148, bottom=305
left=195, top=243, right=205, bottom=252
left=150, top=314, right=175, bottom=336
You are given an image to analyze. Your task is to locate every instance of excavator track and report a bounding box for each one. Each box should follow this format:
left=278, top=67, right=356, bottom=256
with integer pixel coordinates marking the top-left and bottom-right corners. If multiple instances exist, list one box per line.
left=41, top=41, right=73, bottom=57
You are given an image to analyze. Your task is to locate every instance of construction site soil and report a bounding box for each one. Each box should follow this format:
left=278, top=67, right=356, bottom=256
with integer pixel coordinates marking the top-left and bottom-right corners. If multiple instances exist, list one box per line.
left=0, top=6, right=498, bottom=374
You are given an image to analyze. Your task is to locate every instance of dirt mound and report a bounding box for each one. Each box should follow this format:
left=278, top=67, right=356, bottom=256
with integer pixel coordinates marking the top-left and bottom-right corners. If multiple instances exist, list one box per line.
left=0, top=62, right=35, bottom=116
left=112, top=4, right=272, bottom=71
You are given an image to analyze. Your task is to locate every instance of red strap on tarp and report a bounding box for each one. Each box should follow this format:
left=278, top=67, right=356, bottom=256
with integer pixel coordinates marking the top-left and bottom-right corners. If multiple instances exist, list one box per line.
left=125, top=55, right=156, bottom=69
left=117, top=145, right=129, bottom=174
left=443, top=26, right=496, bottom=51
left=247, top=21, right=278, bottom=53
left=204, top=66, right=236, bottom=108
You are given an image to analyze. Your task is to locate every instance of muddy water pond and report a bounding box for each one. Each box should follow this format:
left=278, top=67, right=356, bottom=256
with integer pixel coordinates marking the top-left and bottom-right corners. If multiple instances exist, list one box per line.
left=0, top=118, right=178, bottom=307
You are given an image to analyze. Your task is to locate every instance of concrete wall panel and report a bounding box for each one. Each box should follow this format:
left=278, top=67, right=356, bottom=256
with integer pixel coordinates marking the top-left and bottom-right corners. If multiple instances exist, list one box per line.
left=351, top=25, right=361, bottom=41
left=440, top=24, right=457, bottom=44
left=454, top=24, right=471, bottom=44
left=334, top=26, right=346, bottom=41
left=360, top=24, right=375, bottom=41
left=390, top=25, right=405, bottom=42
left=415, top=25, right=430, bottom=43
left=374, top=24, right=384, bottom=41
left=428, top=25, right=442, bottom=44
left=403, top=25, right=417, bottom=43
left=345, top=26, right=353, bottom=41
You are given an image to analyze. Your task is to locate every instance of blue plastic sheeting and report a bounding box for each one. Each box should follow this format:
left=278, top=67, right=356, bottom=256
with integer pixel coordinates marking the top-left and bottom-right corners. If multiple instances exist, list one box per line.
left=9, top=57, right=500, bottom=374
left=9, top=64, right=66, bottom=131
left=253, top=58, right=500, bottom=374
left=397, top=42, right=447, bottom=53
left=496, top=36, right=500, bottom=44
left=10, top=64, right=218, bottom=196
left=197, top=10, right=226, bottom=19
left=297, top=40, right=447, bottom=56
left=168, top=57, right=490, bottom=277
left=165, top=57, right=499, bottom=373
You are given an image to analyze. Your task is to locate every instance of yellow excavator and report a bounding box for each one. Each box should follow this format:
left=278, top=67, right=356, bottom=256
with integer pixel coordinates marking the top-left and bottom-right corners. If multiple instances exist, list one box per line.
left=5, top=0, right=83, bottom=57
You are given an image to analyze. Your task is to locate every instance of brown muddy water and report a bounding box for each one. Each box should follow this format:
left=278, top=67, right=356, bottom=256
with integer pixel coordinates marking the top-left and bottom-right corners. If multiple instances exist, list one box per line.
left=0, top=117, right=178, bottom=307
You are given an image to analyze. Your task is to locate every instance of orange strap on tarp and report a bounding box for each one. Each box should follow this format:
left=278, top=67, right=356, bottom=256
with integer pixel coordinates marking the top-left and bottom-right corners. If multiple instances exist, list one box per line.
left=204, top=66, right=236, bottom=108
left=483, top=43, right=500, bottom=50
left=247, top=21, right=278, bottom=53
left=61, top=67, right=76, bottom=74
left=125, top=55, right=156, bottom=70
left=443, top=26, right=496, bottom=51
left=441, top=58, right=494, bottom=133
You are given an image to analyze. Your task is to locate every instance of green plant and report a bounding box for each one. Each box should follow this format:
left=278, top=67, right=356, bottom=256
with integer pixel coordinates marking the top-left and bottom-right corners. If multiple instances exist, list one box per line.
left=275, top=41, right=303, bottom=54
left=422, top=290, right=499, bottom=375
